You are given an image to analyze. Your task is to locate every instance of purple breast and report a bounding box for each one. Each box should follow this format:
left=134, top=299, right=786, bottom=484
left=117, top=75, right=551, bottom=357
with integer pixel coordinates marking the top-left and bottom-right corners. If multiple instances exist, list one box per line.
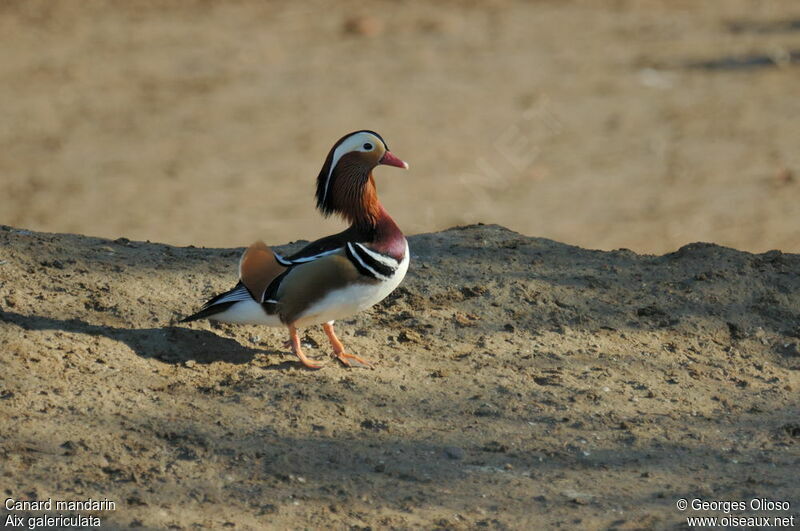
left=372, top=208, right=406, bottom=261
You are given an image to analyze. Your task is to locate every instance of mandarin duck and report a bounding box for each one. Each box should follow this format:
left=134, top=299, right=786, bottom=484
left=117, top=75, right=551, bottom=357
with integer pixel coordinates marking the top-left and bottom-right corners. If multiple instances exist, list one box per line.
left=180, top=131, right=409, bottom=369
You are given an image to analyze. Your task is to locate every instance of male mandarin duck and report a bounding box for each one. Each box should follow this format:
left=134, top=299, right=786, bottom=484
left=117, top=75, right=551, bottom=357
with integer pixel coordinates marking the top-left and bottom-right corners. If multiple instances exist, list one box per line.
left=181, top=131, right=409, bottom=369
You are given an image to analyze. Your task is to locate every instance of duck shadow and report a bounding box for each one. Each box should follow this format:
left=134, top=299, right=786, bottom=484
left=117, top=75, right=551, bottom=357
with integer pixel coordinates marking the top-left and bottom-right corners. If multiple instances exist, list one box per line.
left=1, top=310, right=297, bottom=369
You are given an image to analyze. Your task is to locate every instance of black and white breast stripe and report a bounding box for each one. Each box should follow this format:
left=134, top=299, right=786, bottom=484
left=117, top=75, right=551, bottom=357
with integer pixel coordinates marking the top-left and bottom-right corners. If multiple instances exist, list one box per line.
left=278, top=243, right=399, bottom=281
left=345, top=242, right=399, bottom=280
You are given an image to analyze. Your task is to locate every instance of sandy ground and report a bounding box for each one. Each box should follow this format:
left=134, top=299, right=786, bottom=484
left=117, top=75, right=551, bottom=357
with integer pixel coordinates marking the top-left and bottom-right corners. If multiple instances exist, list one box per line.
left=1, top=223, right=799, bottom=529
left=1, top=0, right=800, bottom=254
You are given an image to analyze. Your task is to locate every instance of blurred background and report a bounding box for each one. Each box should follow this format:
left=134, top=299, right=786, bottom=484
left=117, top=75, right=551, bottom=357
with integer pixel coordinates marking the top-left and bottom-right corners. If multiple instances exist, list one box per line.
left=1, top=0, right=798, bottom=254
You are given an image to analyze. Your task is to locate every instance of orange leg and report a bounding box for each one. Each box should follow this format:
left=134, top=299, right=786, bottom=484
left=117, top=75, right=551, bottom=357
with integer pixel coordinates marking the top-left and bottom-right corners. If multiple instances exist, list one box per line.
left=323, top=322, right=373, bottom=368
left=288, top=325, right=323, bottom=369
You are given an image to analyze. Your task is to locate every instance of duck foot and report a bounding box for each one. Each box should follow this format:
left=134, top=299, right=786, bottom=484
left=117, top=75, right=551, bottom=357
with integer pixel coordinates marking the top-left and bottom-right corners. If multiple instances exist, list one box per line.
left=289, top=325, right=324, bottom=369
left=323, top=322, right=373, bottom=368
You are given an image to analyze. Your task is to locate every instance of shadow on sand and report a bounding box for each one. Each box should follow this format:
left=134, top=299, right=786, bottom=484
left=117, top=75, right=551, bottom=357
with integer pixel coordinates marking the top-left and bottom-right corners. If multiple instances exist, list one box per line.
left=0, top=310, right=302, bottom=368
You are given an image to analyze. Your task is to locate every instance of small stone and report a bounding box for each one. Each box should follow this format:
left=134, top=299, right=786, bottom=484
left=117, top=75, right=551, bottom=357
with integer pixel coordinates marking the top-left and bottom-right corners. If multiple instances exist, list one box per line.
left=782, top=423, right=800, bottom=438
left=779, top=342, right=800, bottom=358
left=40, top=259, right=65, bottom=269
left=636, top=304, right=666, bottom=317
left=474, top=405, right=500, bottom=418
left=727, top=322, right=747, bottom=340
left=60, top=441, right=77, bottom=455
left=343, top=15, right=383, bottom=37
left=360, top=419, right=388, bottom=432
left=562, top=489, right=593, bottom=505
left=482, top=441, right=508, bottom=453
left=444, top=446, right=464, bottom=460
left=398, top=330, right=422, bottom=343
left=453, top=312, right=480, bottom=327
left=184, top=360, right=196, bottom=368
left=775, top=167, right=794, bottom=185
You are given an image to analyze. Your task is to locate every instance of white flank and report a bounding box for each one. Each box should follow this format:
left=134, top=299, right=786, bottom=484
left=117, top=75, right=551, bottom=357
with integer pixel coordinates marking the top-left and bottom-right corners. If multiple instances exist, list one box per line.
left=210, top=299, right=282, bottom=326
left=294, top=240, right=410, bottom=327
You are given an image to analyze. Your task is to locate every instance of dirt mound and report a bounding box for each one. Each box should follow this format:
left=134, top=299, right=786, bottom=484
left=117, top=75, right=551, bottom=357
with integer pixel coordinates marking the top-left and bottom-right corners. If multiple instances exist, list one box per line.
left=1, top=224, right=798, bottom=529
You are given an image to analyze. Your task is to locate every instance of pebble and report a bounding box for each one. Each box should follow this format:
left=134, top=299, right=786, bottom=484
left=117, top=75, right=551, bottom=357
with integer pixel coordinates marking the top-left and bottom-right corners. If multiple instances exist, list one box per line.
left=343, top=16, right=383, bottom=37
left=398, top=330, right=422, bottom=343
left=562, top=489, right=593, bottom=505
left=780, top=342, right=800, bottom=357
left=444, top=446, right=465, bottom=460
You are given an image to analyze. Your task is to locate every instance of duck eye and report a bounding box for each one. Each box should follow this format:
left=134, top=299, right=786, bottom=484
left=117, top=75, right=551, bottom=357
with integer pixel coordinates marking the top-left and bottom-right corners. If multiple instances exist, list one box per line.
left=363, top=143, right=373, bottom=150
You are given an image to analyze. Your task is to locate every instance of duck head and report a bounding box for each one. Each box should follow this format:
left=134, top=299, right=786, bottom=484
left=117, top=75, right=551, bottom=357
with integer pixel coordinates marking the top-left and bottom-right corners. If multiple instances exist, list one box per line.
left=315, top=130, right=407, bottom=227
